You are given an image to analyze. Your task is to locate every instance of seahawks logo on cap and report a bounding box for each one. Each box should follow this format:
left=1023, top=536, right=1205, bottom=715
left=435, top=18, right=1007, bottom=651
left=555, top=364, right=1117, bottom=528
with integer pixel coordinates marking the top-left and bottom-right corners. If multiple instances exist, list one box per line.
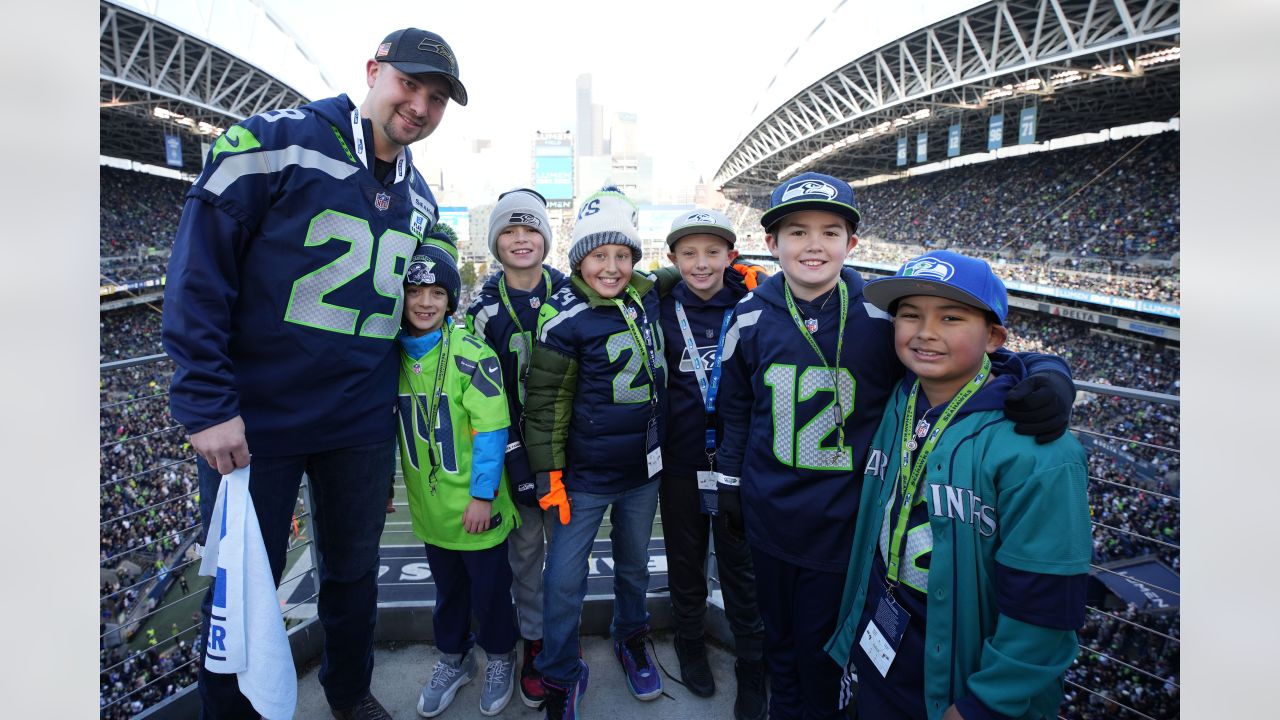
left=509, top=212, right=542, bottom=229
left=686, top=212, right=716, bottom=224
left=417, top=39, right=456, bottom=73
left=900, top=257, right=955, bottom=281
left=779, top=179, right=838, bottom=202
left=406, top=257, right=437, bottom=285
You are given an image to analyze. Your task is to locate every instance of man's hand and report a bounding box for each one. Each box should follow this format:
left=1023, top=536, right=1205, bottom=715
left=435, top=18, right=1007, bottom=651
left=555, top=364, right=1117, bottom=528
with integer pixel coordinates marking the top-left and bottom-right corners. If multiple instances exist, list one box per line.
left=942, top=704, right=965, bottom=720
left=462, top=499, right=493, bottom=534
left=190, top=416, right=250, bottom=475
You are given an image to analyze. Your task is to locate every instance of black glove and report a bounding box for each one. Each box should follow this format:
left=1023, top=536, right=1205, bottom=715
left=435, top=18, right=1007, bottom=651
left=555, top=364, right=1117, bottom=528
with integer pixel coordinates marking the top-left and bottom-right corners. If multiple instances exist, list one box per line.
left=717, top=475, right=745, bottom=545
left=1004, top=372, right=1075, bottom=444
left=504, top=439, right=537, bottom=507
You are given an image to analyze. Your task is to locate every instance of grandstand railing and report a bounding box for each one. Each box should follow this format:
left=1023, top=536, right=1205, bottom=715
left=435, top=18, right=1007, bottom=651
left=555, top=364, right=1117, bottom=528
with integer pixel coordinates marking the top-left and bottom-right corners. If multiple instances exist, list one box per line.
left=100, top=353, right=1180, bottom=720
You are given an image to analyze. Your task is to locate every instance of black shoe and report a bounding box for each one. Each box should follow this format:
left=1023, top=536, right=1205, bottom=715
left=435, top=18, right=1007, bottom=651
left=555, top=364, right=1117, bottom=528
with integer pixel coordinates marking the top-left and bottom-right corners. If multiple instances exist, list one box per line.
left=734, top=658, right=767, bottom=720
left=331, top=692, right=392, bottom=720
left=674, top=634, right=715, bottom=698
left=520, top=637, right=546, bottom=708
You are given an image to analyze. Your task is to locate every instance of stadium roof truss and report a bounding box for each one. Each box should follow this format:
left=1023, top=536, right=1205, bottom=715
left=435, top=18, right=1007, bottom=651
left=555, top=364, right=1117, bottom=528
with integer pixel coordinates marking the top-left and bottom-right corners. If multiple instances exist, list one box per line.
left=100, top=0, right=310, bottom=168
left=715, top=0, right=1180, bottom=196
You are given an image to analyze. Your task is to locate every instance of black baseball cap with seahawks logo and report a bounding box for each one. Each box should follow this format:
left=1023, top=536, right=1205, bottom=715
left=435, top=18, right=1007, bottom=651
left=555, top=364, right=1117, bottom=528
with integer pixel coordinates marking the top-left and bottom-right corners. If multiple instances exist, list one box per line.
left=761, top=171, right=861, bottom=234
left=375, top=28, right=468, bottom=106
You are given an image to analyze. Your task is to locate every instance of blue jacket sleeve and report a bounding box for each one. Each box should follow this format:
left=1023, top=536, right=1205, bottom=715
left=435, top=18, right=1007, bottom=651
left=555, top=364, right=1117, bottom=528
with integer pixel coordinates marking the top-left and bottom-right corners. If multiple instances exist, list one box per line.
left=470, top=428, right=508, bottom=498
left=161, top=197, right=251, bottom=434
left=1017, top=350, right=1071, bottom=382
left=713, top=310, right=753, bottom=480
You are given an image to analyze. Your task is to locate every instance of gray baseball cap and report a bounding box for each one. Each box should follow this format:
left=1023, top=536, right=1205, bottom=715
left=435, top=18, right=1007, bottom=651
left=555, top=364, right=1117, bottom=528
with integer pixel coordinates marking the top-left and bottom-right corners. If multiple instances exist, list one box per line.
left=665, top=208, right=737, bottom=249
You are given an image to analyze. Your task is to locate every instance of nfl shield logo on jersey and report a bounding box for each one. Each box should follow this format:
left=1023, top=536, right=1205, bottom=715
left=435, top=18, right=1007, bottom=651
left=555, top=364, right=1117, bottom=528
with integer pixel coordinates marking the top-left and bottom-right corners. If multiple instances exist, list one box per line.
left=374, top=192, right=391, bottom=212
left=530, top=297, right=541, bottom=309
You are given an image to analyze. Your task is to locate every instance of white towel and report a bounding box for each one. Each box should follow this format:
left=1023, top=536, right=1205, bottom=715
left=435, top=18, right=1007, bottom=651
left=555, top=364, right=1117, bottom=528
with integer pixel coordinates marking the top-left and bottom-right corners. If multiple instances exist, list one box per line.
left=198, top=467, right=298, bottom=719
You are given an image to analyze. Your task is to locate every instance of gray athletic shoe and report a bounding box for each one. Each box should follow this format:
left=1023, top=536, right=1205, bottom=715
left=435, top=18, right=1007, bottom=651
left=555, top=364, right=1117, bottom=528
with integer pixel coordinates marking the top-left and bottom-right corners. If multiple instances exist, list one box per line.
left=417, top=649, right=477, bottom=717
left=479, top=649, right=517, bottom=716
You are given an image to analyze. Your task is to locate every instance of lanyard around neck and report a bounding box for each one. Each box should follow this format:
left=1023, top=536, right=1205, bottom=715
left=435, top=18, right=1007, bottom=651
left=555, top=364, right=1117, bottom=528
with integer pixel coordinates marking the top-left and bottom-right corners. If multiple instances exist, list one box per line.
left=885, top=354, right=992, bottom=588
left=400, top=324, right=452, bottom=495
left=611, top=285, right=661, bottom=407
left=498, top=269, right=552, bottom=403
left=350, top=107, right=406, bottom=184
left=497, top=269, right=552, bottom=336
left=674, top=301, right=733, bottom=414
left=783, top=279, right=850, bottom=449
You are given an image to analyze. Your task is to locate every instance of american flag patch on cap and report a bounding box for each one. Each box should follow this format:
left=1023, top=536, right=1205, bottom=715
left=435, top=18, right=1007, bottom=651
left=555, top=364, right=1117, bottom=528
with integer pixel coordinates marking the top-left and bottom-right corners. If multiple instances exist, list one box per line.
left=376, top=42, right=391, bottom=57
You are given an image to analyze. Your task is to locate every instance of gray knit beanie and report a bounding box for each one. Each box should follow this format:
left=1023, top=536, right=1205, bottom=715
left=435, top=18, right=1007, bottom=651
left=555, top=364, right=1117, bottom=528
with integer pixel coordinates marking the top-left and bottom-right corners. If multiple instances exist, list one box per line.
left=488, top=187, right=552, bottom=262
left=568, top=186, right=642, bottom=272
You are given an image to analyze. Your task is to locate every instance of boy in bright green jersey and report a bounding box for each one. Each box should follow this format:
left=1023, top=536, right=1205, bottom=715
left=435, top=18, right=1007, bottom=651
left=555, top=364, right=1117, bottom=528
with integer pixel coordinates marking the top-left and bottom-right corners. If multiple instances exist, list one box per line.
left=396, top=232, right=520, bottom=717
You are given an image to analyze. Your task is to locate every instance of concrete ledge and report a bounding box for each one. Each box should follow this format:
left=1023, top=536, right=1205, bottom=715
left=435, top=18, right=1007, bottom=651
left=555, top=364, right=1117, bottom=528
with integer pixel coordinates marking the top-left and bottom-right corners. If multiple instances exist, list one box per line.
left=138, top=591, right=716, bottom=719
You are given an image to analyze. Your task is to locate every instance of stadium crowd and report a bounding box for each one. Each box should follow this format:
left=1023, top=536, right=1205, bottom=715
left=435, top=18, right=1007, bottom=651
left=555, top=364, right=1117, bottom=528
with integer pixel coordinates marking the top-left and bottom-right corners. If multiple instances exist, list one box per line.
left=1062, top=607, right=1179, bottom=719
left=100, top=166, right=188, bottom=283
left=100, top=638, right=201, bottom=719
left=725, top=133, right=1181, bottom=304
left=855, top=133, right=1180, bottom=260
left=1002, top=310, right=1180, bottom=395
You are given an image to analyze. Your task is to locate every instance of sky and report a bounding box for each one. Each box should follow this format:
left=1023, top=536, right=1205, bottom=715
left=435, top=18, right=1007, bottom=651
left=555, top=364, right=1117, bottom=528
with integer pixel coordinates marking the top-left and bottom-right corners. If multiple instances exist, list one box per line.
left=116, top=0, right=984, bottom=204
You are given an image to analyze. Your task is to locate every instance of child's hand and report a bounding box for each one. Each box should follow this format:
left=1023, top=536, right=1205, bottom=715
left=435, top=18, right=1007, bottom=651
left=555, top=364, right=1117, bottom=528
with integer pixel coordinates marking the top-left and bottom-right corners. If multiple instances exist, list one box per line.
left=462, top=498, right=493, bottom=533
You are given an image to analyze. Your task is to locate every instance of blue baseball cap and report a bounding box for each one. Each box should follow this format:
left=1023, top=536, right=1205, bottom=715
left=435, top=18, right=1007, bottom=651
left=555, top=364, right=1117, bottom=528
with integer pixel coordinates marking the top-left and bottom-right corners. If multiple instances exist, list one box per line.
left=863, top=250, right=1008, bottom=324
left=761, top=171, right=861, bottom=233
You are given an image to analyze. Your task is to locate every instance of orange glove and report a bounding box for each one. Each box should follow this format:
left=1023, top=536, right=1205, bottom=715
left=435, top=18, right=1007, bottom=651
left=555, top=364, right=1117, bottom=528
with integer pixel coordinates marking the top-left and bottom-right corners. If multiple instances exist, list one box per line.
left=537, top=470, right=570, bottom=524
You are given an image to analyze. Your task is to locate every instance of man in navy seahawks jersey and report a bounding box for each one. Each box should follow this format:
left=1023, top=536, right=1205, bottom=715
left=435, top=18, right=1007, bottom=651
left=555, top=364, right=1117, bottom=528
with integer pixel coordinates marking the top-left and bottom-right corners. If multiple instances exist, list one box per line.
left=162, top=28, right=466, bottom=720
left=714, top=172, right=1076, bottom=720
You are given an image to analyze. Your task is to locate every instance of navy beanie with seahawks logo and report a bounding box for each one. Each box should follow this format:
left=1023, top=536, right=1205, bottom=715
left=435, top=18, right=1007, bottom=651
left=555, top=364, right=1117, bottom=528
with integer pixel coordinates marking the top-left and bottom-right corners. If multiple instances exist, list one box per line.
left=405, top=227, right=462, bottom=311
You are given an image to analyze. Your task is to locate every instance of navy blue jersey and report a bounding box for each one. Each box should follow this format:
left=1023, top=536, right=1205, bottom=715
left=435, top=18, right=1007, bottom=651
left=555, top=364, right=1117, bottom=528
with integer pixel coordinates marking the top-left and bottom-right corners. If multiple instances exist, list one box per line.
left=718, top=268, right=1074, bottom=573
left=162, top=94, right=438, bottom=455
left=717, top=268, right=900, bottom=572
left=525, top=273, right=669, bottom=495
left=658, top=269, right=753, bottom=477
left=465, top=266, right=571, bottom=434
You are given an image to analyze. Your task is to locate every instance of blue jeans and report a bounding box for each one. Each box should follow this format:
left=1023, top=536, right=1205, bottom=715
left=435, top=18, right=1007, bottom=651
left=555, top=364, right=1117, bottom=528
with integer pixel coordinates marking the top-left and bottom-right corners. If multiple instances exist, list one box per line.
left=195, top=438, right=394, bottom=718
left=535, top=479, right=659, bottom=684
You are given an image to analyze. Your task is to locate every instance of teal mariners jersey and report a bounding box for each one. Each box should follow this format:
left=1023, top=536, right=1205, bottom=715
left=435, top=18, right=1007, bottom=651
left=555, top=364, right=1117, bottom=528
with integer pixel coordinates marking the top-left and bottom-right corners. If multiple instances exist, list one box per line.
left=826, top=363, right=1092, bottom=720
left=397, top=324, right=517, bottom=550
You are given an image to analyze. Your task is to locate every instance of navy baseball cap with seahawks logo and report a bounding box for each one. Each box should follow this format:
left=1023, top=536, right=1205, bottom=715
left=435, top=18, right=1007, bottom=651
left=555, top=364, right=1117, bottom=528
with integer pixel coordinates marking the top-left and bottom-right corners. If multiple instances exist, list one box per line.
left=863, top=250, right=1008, bottom=324
left=666, top=207, right=737, bottom=248
left=761, top=171, right=861, bottom=233
left=375, top=28, right=468, bottom=106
